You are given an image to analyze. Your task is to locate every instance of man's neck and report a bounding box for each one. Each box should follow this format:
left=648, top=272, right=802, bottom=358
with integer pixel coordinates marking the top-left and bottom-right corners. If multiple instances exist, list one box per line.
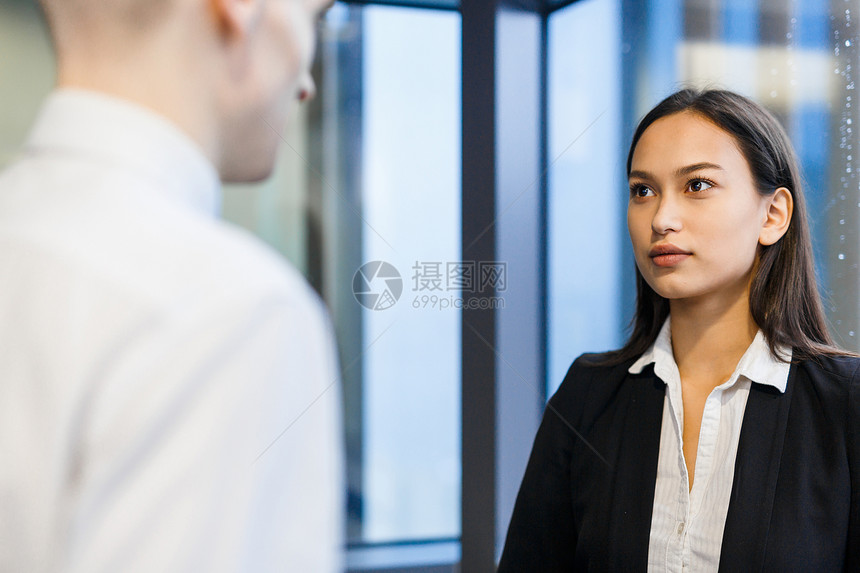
left=56, top=55, right=217, bottom=169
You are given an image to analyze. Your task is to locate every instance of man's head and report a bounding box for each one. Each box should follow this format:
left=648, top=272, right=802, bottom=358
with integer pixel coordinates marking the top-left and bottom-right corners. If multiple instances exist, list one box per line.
left=39, top=0, right=333, bottom=182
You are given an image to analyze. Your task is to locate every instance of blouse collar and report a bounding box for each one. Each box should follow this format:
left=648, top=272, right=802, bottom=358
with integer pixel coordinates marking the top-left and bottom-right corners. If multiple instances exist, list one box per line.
left=629, top=316, right=792, bottom=393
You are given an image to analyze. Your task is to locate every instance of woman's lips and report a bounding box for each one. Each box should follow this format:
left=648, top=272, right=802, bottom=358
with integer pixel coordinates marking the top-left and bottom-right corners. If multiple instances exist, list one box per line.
left=651, top=253, right=690, bottom=267
left=649, top=244, right=691, bottom=267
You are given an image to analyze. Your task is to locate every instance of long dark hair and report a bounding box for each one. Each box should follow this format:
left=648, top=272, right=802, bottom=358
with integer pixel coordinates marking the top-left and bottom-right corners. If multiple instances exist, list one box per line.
left=607, top=88, right=847, bottom=364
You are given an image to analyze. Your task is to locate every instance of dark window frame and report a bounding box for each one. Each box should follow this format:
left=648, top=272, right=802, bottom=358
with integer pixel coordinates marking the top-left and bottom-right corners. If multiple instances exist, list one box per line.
left=335, top=1, right=581, bottom=570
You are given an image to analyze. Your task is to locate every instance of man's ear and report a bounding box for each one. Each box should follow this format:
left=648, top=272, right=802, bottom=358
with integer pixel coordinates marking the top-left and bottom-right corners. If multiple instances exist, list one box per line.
left=209, top=0, right=261, bottom=39
left=759, top=187, right=793, bottom=246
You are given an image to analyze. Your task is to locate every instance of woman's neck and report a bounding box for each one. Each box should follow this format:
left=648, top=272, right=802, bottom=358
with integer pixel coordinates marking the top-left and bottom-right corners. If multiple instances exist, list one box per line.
left=669, top=284, right=759, bottom=391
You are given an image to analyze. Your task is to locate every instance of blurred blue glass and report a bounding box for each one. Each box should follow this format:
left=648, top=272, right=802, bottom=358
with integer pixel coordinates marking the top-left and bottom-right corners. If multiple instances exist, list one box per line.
left=361, top=5, right=462, bottom=542
left=547, top=0, right=623, bottom=395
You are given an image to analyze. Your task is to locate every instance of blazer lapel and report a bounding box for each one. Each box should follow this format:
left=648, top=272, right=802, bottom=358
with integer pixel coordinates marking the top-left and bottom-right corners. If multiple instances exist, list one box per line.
left=607, top=370, right=666, bottom=571
left=719, top=366, right=795, bottom=572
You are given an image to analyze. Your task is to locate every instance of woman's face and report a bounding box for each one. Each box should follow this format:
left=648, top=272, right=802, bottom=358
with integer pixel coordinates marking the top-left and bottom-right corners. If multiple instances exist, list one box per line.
left=627, top=111, right=772, bottom=304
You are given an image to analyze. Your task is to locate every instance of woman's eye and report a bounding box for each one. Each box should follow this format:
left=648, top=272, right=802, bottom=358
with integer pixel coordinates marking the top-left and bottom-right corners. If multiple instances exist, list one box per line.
left=688, top=179, right=713, bottom=193
left=630, top=184, right=654, bottom=198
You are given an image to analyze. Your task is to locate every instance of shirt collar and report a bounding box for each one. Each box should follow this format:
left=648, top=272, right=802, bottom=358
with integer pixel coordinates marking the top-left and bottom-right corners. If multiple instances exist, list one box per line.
left=628, top=316, right=791, bottom=393
left=24, top=88, right=221, bottom=218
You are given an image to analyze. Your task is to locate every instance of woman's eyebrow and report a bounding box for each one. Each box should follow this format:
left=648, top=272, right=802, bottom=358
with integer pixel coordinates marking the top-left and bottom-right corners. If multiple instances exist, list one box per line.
left=628, top=162, right=725, bottom=181
left=675, top=162, right=724, bottom=176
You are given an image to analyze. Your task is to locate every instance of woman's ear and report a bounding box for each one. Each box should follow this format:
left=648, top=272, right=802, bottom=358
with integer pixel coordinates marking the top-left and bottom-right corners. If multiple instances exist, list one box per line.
left=759, top=187, right=794, bottom=246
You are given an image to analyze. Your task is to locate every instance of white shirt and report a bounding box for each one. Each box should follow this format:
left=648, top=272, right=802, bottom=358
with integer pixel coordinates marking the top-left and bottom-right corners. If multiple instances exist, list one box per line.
left=629, top=318, right=791, bottom=573
left=0, top=89, right=344, bottom=572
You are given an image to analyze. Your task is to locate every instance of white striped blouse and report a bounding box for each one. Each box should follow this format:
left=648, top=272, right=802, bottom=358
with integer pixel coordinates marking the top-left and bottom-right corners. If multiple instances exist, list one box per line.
left=629, top=318, right=791, bottom=573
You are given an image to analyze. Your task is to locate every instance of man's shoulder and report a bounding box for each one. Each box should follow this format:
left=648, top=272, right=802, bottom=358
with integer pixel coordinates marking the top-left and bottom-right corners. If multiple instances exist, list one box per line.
left=199, top=219, right=323, bottom=310
left=0, top=158, right=320, bottom=315
left=123, top=213, right=322, bottom=316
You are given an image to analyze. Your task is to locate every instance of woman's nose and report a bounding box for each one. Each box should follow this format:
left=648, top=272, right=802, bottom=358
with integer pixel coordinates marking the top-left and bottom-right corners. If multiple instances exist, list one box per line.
left=651, top=196, right=682, bottom=235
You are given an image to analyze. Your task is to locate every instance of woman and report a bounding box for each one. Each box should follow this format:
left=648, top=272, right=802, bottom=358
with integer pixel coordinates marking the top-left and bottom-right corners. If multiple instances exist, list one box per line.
left=498, top=89, right=860, bottom=572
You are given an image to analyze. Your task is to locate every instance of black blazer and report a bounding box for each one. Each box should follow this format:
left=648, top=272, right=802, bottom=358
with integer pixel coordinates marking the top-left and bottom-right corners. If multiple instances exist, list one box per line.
left=498, top=352, right=860, bottom=572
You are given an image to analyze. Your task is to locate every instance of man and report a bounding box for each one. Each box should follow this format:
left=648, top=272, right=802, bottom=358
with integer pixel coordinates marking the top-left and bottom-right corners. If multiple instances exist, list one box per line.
left=0, top=0, right=342, bottom=571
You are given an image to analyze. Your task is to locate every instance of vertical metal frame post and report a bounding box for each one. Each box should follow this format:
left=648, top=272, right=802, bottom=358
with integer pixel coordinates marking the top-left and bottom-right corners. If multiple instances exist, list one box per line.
left=461, top=0, right=547, bottom=569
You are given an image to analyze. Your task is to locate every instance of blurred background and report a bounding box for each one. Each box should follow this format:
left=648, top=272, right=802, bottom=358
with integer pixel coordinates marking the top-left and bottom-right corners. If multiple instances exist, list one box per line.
left=1, top=0, right=859, bottom=570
